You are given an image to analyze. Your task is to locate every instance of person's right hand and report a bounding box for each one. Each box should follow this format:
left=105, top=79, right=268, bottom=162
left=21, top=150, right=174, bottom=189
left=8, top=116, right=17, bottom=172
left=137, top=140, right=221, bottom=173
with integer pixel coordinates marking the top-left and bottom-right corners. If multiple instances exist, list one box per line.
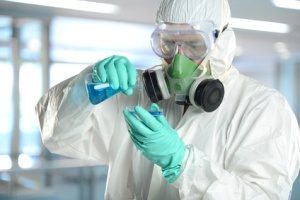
left=92, top=55, right=137, bottom=96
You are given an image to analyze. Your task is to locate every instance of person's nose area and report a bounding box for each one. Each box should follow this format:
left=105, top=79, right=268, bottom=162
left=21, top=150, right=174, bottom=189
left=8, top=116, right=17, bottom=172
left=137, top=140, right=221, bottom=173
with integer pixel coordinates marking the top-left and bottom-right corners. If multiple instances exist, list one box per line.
left=164, top=45, right=181, bottom=64
left=176, top=44, right=189, bottom=59
left=177, top=45, right=185, bottom=55
left=164, top=58, right=173, bottom=64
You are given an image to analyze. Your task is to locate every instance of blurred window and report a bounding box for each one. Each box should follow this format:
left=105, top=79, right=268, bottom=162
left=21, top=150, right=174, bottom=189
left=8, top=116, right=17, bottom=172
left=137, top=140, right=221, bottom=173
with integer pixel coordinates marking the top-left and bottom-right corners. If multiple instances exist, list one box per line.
left=20, top=20, right=42, bottom=61
left=0, top=46, right=10, bottom=59
left=50, top=63, right=86, bottom=87
left=50, top=17, right=160, bottom=69
left=18, top=20, right=43, bottom=155
left=0, top=16, right=12, bottom=42
left=19, top=62, right=42, bottom=155
left=0, top=62, right=13, bottom=154
left=0, top=16, right=13, bottom=155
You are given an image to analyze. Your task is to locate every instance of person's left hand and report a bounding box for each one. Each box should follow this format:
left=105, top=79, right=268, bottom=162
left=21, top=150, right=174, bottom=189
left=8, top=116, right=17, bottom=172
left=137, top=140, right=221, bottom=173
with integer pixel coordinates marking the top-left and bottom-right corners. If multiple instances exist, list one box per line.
left=123, top=103, right=186, bottom=183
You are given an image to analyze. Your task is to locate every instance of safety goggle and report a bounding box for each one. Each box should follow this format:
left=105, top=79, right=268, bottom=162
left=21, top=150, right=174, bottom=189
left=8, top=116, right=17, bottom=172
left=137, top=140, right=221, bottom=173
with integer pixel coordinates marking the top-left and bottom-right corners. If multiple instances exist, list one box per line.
left=150, top=22, right=217, bottom=60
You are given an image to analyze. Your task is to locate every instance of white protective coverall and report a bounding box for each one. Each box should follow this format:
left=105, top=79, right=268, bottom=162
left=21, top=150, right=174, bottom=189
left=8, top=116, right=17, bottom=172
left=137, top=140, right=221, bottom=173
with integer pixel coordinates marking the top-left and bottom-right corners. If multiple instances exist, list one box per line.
left=36, top=0, right=300, bottom=199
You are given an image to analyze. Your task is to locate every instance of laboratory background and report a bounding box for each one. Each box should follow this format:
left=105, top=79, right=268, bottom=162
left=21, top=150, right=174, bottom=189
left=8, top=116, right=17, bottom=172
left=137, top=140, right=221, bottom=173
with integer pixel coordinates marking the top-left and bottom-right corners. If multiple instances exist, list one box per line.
left=0, top=0, right=299, bottom=199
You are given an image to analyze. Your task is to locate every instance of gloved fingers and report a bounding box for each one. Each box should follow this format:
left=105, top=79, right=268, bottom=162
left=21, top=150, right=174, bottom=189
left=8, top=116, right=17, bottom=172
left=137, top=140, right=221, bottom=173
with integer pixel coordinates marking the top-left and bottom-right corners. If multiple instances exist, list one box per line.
left=126, top=119, right=149, bottom=142
left=149, top=103, right=160, bottom=112
left=130, top=133, right=164, bottom=158
left=123, top=109, right=152, bottom=135
left=93, top=56, right=114, bottom=83
left=122, top=87, right=134, bottom=96
left=125, top=61, right=137, bottom=87
left=129, top=134, right=147, bottom=151
left=149, top=103, right=169, bottom=127
left=134, top=106, right=162, bottom=131
left=117, top=57, right=137, bottom=96
left=106, top=56, right=121, bottom=90
left=129, top=132, right=148, bottom=144
left=93, top=55, right=137, bottom=94
left=115, top=57, right=129, bottom=91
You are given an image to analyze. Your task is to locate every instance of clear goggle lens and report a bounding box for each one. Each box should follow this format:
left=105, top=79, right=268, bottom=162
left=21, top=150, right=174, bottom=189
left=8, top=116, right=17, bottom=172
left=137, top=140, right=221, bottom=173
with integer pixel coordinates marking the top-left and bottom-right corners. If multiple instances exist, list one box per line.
left=150, top=22, right=216, bottom=60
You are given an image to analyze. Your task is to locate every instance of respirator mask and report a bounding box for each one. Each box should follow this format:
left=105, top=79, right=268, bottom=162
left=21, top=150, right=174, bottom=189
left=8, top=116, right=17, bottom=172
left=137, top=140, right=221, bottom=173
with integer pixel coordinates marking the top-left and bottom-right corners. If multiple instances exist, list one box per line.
left=142, top=21, right=225, bottom=112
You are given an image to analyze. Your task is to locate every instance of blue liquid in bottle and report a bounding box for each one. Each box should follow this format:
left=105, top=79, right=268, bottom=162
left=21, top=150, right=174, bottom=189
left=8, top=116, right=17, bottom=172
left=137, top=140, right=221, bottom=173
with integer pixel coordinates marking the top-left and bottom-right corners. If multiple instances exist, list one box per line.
left=85, top=73, right=162, bottom=116
left=86, top=82, right=121, bottom=105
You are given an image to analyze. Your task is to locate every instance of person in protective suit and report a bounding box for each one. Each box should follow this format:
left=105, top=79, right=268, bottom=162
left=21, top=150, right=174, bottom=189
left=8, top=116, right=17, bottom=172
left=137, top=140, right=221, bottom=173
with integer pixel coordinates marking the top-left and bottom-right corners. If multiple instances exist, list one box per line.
left=36, top=0, right=300, bottom=199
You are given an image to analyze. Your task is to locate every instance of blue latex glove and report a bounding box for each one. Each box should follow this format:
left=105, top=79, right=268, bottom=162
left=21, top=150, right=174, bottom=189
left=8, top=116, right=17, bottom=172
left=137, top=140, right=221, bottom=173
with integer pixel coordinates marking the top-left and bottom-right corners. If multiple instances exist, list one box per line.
left=123, top=103, right=186, bottom=183
left=92, top=55, right=137, bottom=95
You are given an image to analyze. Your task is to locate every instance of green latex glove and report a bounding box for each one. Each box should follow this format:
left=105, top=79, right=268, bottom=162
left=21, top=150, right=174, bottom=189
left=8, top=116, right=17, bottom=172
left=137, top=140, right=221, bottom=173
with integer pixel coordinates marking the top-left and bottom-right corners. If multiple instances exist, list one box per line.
left=92, top=55, right=137, bottom=95
left=123, top=103, right=186, bottom=183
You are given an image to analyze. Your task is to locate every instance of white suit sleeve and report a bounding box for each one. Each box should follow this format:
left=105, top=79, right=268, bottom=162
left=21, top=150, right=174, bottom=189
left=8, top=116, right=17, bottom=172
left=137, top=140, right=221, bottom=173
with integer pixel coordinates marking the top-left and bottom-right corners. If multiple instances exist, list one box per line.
left=35, top=66, right=118, bottom=163
left=174, top=92, right=300, bottom=199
